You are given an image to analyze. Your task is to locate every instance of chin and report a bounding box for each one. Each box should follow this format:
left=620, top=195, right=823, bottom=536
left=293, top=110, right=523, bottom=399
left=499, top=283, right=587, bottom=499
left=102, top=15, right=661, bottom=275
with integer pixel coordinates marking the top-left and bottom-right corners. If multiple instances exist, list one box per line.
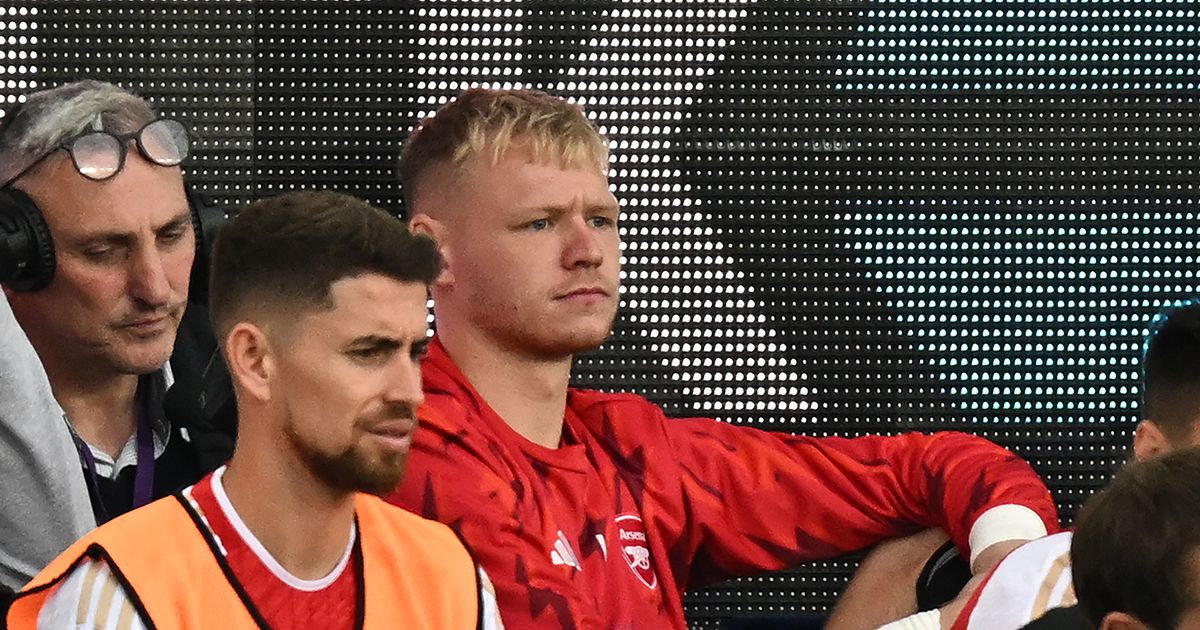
left=534, top=328, right=612, bottom=357
left=111, top=348, right=175, bottom=375
left=345, top=454, right=408, bottom=497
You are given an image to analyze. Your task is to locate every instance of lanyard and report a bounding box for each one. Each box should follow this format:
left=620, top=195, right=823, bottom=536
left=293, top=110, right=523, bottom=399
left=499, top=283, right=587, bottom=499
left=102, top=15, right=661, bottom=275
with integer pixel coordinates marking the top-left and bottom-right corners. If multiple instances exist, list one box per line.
left=71, top=382, right=158, bottom=523
left=132, top=402, right=157, bottom=507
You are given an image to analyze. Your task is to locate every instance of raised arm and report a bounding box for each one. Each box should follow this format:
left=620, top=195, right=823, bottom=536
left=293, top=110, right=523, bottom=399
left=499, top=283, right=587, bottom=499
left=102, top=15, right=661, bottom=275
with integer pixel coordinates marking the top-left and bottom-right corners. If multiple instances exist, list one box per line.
left=652, top=414, right=1058, bottom=587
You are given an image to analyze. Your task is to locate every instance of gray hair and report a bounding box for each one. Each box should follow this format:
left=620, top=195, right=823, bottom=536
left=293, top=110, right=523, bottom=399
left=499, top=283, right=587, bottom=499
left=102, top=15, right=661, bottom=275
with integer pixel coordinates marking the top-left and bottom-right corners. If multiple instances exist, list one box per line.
left=0, top=80, right=157, bottom=186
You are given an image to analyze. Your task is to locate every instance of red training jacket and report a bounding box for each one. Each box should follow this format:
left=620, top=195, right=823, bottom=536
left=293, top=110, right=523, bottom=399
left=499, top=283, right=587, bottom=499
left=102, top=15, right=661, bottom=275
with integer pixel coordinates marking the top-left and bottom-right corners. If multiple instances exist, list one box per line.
left=389, top=338, right=1058, bottom=629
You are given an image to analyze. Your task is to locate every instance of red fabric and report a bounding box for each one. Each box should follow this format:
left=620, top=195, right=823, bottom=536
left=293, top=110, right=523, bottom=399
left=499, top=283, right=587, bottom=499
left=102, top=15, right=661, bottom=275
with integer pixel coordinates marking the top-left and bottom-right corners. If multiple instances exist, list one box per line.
left=389, top=338, right=1059, bottom=629
left=190, top=475, right=358, bottom=630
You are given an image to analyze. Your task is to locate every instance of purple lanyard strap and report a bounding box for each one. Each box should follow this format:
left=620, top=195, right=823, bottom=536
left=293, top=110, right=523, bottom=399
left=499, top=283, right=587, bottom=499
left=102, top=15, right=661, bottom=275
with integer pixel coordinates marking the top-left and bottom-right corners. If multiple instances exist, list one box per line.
left=73, top=381, right=158, bottom=522
left=131, top=402, right=157, bottom=508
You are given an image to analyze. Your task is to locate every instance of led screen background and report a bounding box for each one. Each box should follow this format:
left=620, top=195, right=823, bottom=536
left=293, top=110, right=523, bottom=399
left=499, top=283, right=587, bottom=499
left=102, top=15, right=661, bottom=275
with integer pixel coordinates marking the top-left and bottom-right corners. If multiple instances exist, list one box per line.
left=2, top=0, right=1197, bottom=622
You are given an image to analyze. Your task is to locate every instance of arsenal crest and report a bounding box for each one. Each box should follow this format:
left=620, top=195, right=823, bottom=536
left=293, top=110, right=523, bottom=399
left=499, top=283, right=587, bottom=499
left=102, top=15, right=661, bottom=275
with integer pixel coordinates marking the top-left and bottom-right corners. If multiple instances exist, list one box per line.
left=615, top=514, right=658, bottom=590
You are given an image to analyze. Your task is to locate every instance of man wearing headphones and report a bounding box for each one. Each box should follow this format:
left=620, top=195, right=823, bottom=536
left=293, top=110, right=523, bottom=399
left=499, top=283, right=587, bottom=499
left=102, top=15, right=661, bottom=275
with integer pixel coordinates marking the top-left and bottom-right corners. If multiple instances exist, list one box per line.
left=0, top=81, right=235, bottom=604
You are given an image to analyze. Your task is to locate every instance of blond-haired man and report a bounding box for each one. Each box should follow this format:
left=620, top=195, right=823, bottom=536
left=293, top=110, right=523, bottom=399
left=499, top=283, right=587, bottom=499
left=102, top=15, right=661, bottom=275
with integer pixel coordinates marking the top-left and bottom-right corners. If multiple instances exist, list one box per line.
left=390, top=87, right=1059, bottom=629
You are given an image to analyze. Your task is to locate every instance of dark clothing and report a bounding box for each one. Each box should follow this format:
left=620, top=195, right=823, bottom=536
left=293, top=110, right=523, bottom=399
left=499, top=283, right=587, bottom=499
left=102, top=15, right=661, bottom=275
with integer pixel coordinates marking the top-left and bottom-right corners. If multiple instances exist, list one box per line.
left=83, top=304, right=236, bottom=523
left=1019, top=606, right=1091, bottom=630
left=87, top=414, right=202, bottom=523
left=165, top=303, right=237, bottom=473
left=0, top=586, right=11, bottom=630
left=916, top=540, right=972, bottom=611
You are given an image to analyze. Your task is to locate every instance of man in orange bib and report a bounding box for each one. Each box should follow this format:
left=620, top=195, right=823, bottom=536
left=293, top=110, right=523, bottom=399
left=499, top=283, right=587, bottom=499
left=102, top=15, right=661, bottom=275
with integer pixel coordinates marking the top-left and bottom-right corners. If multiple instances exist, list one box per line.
left=7, top=191, right=504, bottom=629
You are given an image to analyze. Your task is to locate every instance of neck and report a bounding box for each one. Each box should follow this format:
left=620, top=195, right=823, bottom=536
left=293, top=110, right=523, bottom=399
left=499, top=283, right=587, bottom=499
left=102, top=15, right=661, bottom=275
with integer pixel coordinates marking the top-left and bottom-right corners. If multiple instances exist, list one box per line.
left=42, top=358, right=141, bottom=460
left=222, top=423, right=356, bottom=581
left=439, top=324, right=572, bottom=449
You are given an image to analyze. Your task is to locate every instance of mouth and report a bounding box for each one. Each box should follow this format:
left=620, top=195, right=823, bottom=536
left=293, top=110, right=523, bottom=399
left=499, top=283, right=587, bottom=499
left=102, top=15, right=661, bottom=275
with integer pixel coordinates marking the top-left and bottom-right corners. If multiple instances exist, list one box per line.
left=117, top=305, right=183, bottom=334
left=363, top=420, right=416, bottom=452
left=118, top=315, right=171, bottom=335
left=556, top=287, right=611, bottom=301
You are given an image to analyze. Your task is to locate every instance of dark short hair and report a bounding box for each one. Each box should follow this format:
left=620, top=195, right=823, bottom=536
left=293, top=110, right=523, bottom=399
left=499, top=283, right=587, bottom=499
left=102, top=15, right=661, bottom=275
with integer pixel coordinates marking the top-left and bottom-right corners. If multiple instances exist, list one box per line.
left=1142, top=301, right=1200, bottom=442
left=1072, top=447, right=1200, bottom=628
left=209, top=190, right=440, bottom=337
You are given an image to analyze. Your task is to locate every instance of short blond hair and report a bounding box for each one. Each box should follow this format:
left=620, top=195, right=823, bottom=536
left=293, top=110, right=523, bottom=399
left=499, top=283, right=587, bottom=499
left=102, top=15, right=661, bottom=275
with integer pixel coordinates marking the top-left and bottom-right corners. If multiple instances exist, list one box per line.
left=397, top=88, right=609, bottom=214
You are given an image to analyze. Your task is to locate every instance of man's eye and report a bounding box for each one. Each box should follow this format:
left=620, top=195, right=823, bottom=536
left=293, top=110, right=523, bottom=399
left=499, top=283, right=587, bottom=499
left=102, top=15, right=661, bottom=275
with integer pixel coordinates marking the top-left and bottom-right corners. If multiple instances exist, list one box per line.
left=84, top=247, right=120, bottom=263
left=526, top=219, right=550, bottom=231
left=159, top=227, right=189, bottom=244
left=348, top=347, right=387, bottom=363
left=589, top=216, right=615, bottom=228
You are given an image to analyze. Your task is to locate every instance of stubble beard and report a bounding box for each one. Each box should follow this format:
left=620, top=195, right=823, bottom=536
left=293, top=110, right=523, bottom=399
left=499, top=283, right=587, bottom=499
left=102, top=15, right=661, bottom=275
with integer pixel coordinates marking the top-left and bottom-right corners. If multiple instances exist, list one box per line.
left=105, top=334, right=177, bottom=376
left=284, top=421, right=408, bottom=497
left=106, top=306, right=185, bottom=375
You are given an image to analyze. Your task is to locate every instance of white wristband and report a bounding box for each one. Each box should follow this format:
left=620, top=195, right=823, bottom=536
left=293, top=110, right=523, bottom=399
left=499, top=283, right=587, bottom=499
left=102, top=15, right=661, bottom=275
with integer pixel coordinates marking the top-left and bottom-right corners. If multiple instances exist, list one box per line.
left=968, top=504, right=1048, bottom=567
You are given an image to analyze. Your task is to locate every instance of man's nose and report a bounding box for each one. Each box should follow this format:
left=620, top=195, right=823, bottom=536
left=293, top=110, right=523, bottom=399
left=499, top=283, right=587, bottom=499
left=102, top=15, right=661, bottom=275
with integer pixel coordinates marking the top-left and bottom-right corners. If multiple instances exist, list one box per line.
left=127, top=243, right=172, bottom=307
left=384, top=354, right=425, bottom=409
left=562, top=218, right=604, bottom=269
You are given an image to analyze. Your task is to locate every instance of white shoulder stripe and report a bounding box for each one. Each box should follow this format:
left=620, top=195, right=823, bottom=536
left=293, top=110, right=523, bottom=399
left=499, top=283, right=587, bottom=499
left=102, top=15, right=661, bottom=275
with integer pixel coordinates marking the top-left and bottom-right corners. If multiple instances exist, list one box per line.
left=38, top=557, right=149, bottom=630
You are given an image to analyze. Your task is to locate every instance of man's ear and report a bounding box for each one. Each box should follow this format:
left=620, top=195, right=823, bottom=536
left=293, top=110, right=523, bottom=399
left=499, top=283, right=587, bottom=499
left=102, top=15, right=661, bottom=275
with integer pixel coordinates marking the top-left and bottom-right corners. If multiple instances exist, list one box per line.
left=224, top=322, right=274, bottom=403
left=409, top=212, right=454, bottom=287
left=1133, top=419, right=1170, bottom=461
left=1100, top=611, right=1151, bottom=630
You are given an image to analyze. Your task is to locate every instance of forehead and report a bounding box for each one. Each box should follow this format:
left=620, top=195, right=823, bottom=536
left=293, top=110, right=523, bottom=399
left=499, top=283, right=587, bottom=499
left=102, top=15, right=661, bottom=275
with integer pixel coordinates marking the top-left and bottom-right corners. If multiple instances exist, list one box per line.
left=24, top=153, right=188, bottom=235
left=300, top=274, right=429, bottom=339
left=455, top=148, right=614, bottom=211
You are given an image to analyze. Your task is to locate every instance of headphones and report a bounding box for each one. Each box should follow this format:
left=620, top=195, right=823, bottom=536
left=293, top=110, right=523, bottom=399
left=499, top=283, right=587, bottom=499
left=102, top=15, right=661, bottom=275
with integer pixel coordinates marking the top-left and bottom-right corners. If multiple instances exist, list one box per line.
left=0, top=187, right=55, bottom=291
left=0, top=103, right=228, bottom=302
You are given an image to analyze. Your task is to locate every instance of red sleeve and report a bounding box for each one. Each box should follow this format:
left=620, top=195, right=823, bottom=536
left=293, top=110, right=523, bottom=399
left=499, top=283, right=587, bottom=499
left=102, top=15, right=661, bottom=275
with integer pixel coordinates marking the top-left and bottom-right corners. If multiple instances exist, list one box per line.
left=644, top=411, right=1059, bottom=587
left=391, top=407, right=582, bottom=630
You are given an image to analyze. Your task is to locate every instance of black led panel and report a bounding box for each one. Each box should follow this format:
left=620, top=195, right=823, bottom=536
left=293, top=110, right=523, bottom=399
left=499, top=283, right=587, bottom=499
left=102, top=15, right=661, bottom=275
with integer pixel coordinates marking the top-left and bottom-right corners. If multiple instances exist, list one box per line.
left=3, top=0, right=1198, bottom=624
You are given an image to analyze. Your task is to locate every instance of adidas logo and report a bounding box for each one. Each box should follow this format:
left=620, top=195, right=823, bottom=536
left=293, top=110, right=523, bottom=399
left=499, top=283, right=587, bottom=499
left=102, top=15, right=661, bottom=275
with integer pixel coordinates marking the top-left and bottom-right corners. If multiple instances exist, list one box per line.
left=549, top=530, right=581, bottom=570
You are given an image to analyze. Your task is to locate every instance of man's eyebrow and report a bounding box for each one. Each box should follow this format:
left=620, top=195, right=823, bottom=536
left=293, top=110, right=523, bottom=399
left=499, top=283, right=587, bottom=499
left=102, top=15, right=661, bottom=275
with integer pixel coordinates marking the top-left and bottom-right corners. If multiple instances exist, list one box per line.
left=347, top=335, right=402, bottom=350
left=155, top=211, right=193, bottom=233
left=412, top=337, right=431, bottom=355
left=520, top=203, right=619, bottom=217
left=516, top=204, right=567, bottom=218
left=68, top=209, right=193, bottom=249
